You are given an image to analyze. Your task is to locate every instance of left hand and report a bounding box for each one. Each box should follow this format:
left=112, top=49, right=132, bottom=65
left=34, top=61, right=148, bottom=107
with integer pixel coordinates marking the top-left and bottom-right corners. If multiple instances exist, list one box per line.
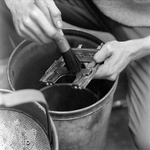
left=90, top=40, right=133, bottom=80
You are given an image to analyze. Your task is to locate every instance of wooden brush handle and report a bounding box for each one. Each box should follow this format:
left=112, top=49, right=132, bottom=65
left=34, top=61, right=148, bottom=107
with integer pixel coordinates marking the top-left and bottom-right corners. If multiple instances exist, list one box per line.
left=54, top=30, right=70, bottom=53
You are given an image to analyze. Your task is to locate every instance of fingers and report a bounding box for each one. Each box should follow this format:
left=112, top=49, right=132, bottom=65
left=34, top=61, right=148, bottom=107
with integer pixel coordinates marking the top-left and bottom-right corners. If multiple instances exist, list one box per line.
left=94, top=63, right=118, bottom=81
left=46, top=0, right=63, bottom=28
left=15, top=4, right=61, bottom=44
left=7, top=0, right=62, bottom=44
left=15, top=5, right=58, bottom=43
left=24, top=18, right=51, bottom=44
left=35, top=0, right=51, bottom=22
left=87, top=61, right=96, bottom=68
left=15, top=22, right=43, bottom=45
left=87, top=59, right=117, bottom=81
left=15, top=13, right=52, bottom=45
left=30, top=5, right=60, bottom=39
left=92, top=43, right=118, bottom=80
left=94, top=44, right=112, bottom=63
left=35, top=0, right=62, bottom=28
left=34, top=0, right=63, bottom=41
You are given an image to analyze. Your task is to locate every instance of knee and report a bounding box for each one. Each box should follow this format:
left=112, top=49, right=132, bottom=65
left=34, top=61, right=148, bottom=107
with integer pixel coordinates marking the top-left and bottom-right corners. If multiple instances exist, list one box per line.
left=133, top=131, right=150, bottom=150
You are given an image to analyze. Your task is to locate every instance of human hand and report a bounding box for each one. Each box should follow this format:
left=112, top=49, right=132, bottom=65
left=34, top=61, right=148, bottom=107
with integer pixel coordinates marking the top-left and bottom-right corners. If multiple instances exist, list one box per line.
left=89, top=40, right=133, bottom=80
left=5, top=0, right=62, bottom=45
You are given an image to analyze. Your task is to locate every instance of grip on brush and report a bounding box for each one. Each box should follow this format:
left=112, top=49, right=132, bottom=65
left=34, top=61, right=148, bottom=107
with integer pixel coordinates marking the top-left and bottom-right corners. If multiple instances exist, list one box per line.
left=54, top=30, right=70, bottom=53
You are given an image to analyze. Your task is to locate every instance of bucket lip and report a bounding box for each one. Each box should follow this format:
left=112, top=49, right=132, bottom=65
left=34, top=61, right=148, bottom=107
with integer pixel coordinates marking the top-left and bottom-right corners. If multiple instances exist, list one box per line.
left=7, top=39, right=33, bottom=91
left=7, top=28, right=103, bottom=92
left=40, top=77, right=119, bottom=116
left=63, top=27, right=104, bottom=44
left=6, top=28, right=118, bottom=118
left=0, top=89, right=13, bottom=93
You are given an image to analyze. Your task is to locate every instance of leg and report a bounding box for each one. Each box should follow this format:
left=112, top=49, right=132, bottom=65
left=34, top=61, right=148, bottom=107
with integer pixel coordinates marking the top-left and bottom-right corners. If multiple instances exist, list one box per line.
left=126, top=55, right=150, bottom=150
left=113, top=25, right=150, bottom=149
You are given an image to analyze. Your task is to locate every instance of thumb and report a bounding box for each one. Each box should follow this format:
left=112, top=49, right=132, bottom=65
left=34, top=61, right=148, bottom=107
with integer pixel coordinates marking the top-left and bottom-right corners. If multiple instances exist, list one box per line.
left=94, top=46, right=111, bottom=63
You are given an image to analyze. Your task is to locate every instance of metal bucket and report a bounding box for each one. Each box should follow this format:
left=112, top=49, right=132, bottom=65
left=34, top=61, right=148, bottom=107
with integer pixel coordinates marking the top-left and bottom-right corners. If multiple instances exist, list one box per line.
left=0, top=89, right=59, bottom=150
left=7, top=29, right=118, bottom=150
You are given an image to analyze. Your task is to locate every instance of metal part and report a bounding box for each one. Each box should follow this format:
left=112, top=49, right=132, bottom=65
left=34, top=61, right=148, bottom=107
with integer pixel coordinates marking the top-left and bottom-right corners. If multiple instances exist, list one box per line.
left=72, top=63, right=100, bottom=89
left=40, top=57, right=69, bottom=86
left=40, top=43, right=104, bottom=89
left=0, top=90, right=59, bottom=150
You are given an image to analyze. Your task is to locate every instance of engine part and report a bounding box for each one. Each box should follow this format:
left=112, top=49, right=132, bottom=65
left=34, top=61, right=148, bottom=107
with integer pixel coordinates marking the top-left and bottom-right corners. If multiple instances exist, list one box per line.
left=40, top=43, right=103, bottom=89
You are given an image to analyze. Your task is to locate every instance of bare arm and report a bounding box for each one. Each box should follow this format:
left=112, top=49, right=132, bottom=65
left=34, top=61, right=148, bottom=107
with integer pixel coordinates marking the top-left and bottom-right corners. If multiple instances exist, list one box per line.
left=90, top=36, right=150, bottom=80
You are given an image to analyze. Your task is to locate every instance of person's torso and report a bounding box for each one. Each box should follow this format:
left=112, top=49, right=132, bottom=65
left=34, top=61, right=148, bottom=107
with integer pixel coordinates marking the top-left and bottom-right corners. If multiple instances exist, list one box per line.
left=93, top=0, right=150, bottom=26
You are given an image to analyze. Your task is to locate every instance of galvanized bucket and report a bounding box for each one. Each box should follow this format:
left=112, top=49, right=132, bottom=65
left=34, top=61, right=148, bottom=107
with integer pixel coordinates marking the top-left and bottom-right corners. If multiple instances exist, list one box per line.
left=0, top=89, right=59, bottom=150
left=7, top=29, right=118, bottom=150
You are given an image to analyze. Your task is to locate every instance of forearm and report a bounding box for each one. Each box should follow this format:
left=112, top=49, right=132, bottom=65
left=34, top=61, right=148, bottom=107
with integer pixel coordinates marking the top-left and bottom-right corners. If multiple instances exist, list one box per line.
left=129, top=35, right=150, bottom=61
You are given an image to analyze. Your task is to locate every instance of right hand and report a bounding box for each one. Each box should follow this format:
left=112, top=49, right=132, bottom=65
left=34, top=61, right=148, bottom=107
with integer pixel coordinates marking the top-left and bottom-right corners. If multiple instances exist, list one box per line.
left=5, top=0, right=63, bottom=45
left=87, top=40, right=133, bottom=80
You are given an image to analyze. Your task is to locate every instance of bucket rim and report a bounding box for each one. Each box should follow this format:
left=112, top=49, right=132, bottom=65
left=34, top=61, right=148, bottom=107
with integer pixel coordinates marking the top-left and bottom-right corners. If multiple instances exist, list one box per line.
left=7, top=39, right=30, bottom=91
left=7, top=28, right=104, bottom=91
left=7, top=28, right=119, bottom=120
left=0, top=89, right=13, bottom=93
left=40, top=76, right=119, bottom=120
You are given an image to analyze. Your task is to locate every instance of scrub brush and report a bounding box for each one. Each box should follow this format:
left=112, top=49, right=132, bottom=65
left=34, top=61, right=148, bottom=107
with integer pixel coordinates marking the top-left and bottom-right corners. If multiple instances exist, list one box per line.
left=54, top=30, right=81, bottom=74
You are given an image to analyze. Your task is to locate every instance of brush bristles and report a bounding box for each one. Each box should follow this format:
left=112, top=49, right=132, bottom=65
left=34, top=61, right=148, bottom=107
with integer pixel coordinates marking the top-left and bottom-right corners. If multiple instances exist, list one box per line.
left=62, top=48, right=81, bottom=74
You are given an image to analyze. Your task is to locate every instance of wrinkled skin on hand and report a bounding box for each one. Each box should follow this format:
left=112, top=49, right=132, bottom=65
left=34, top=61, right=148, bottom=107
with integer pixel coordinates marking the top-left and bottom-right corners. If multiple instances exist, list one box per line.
left=90, top=40, right=133, bottom=80
left=5, top=0, right=62, bottom=45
